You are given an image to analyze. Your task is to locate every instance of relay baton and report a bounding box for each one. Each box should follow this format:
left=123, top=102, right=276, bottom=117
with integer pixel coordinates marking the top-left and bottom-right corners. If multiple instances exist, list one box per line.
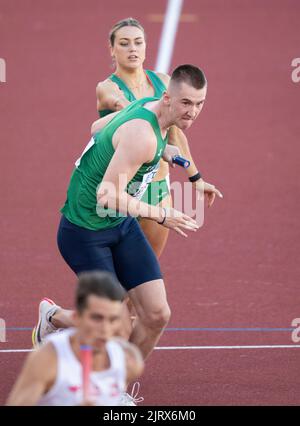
left=172, top=155, right=190, bottom=168
left=80, top=344, right=92, bottom=401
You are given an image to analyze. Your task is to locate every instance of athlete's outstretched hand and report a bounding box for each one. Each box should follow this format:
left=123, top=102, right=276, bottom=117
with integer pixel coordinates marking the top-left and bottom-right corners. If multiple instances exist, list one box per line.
left=194, top=179, right=223, bottom=208
left=162, top=144, right=181, bottom=168
left=159, top=207, right=199, bottom=238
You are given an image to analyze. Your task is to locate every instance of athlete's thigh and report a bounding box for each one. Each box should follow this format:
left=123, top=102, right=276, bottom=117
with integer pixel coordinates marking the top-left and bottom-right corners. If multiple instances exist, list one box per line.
left=111, top=217, right=162, bottom=291
left=57, top=215, right=116, bottom=275
left=128, top=279, right=169, bottom=319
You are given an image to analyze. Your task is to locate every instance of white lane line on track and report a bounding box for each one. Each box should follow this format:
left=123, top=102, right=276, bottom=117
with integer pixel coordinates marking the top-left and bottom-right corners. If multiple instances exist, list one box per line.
left=155, top=0, right=184, bottom=73
left=0, top=349, right=33, bottom=353
left=155, top=345, right=300, bottom=350
left=1, top=345, right=300, bottom=353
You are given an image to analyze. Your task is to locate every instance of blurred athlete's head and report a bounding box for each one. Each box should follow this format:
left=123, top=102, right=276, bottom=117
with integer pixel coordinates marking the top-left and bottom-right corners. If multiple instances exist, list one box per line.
left=163, top=64, right=207, bottom=130
left=73, top=271, right=125, bottom=350
left=109, top=18, right=146, bottom=70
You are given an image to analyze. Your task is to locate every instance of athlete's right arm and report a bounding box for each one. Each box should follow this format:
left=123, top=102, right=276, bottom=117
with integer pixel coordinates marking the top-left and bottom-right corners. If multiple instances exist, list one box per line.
left=97, top=121, right=199, bottom=236
left=6, top=343, right=57, bottom=406
left=96, top=79, right=130, bottom=113
left=97, top=120, right=164, bottom=221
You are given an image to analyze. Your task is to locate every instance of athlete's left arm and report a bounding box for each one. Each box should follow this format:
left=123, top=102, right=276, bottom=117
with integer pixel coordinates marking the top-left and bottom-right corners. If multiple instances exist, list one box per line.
left=168, top=124, right=223, bottom=207
left=91, top=111, right=120, bottom=136
left=157, top=72, right=224, bottom=207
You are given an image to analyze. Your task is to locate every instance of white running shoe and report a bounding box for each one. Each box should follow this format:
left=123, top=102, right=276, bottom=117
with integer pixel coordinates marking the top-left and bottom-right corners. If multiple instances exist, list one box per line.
left=32, top=298, right=60, bottom=348
left=119, top=382, right=144, bottom=406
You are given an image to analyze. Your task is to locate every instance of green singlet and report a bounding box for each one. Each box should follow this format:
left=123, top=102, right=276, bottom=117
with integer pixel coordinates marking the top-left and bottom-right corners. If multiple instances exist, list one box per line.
left=99, top=70, right=166, bottom=118
left=61, top=97, right=168, bottom=231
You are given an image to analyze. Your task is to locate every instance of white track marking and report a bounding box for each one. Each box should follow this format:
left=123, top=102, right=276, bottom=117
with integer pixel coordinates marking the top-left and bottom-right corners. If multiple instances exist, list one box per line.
left=155, top=0, right=184, bottom=73
left=0, top=349, right=33, bottom=353
left=155, top=345, right=300, bottom=350
left=1, top=345, right=300, bottom=354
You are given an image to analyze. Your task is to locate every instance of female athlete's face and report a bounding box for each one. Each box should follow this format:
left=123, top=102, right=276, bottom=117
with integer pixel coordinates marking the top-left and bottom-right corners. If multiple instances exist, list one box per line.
left=111, top=26, right=146, bottom=70
left=75, top=295, right=122, bottom=350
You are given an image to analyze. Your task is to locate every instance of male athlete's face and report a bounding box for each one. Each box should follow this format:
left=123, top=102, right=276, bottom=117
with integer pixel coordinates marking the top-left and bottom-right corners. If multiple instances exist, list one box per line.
left=74, top=295, right=123, bottom=350
left=164, top=81, right=207, bottom=130
left=111, top=26, right=146, bottom=70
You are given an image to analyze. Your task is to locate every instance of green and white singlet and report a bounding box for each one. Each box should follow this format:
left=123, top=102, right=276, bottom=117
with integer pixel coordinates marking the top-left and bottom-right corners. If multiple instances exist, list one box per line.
left=61, top=97, right=168, bottom=231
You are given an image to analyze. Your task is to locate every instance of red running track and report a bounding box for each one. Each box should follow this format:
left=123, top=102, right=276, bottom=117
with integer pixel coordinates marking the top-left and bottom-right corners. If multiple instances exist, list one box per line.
left=0, top=0, right=300, bottom=405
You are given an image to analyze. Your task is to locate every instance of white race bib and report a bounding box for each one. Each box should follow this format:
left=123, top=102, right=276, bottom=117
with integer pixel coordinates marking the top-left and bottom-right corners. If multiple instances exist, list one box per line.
left=129, top=164, right=159, bottom=200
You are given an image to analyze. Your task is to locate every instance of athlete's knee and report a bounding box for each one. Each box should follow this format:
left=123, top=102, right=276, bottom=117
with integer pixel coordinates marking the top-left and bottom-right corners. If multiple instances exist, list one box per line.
left=141, top=303, right=171, bottom=331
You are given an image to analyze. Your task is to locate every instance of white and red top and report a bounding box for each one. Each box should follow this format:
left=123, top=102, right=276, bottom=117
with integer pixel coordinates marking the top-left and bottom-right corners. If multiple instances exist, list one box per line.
left=37, top=328, right=126, bottom=406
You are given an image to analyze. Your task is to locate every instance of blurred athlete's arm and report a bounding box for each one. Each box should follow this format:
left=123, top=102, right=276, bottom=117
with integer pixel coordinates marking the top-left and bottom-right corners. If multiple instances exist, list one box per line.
left=6, top=343, right=56, bottom=406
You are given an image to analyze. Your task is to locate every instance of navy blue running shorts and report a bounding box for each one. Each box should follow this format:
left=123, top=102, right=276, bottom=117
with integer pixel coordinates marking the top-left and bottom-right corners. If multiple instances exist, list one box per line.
left=57, top=215, right=163, bottom=291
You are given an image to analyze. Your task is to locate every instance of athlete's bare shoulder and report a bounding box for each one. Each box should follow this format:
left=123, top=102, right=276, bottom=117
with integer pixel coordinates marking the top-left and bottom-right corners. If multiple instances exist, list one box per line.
left=155, top=72, right=170, bottom=87
left=112, top=118, right=157, bottom=164
left=96, top=78, right=129, bottom=111
left=120, top=117, right=155, bottom=136
left=96, top=78, right=119, bottom=96
left=116, top=118, right=157, bottom=151
left=96, top=79, right=119, bottom=108
left=24, top=342, right=57, bottom=388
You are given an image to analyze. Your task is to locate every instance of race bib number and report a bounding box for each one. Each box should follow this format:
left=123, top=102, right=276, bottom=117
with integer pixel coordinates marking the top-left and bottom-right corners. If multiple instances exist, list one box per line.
left=129, top=164, right=159, bottom=200
left=75, top=136, right=95, bottom=168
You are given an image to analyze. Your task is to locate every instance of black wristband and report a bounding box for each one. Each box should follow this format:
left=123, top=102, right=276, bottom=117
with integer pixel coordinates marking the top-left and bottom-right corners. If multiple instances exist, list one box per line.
left=189, top=172, right=202, bottom=183
left=157, top=207, right=167, bottom=225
